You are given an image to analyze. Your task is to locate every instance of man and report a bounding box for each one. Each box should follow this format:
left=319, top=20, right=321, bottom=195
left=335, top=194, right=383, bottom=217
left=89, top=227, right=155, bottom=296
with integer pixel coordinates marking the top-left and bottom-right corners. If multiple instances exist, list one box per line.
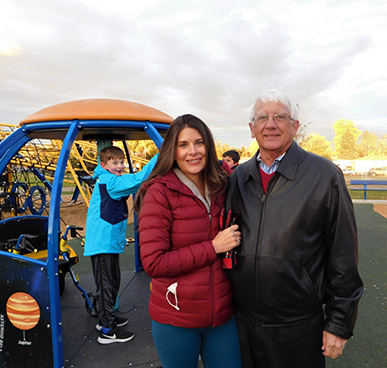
left=222, top=150, right=240, bottom=171
left=225, top=89, right=363, bottom=368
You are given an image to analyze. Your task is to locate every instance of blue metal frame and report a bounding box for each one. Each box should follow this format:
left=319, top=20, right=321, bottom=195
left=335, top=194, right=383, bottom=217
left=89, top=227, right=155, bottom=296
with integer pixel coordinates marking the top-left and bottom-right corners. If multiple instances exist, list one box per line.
left=30, top=167, right=54, bottom=192
left=0, top=117, right=168, bottom=368
left=47, top=120, right=80, bottom=367
left=132, top=121, right=165, bottom=272
left=0, top=250, right=47, bottom=266
left=0, top=135, right=30, bottom=173
left=8, top=119, right=170, bottom=132
left=0, top=126, right=31, bottom=157
left=144, top=121, right=164, bottom=148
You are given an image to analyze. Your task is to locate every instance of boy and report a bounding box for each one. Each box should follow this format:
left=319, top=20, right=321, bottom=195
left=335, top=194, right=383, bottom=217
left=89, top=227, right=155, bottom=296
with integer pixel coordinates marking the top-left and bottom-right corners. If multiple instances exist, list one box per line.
left=222, top=150, right=240, bottom=172
left=84, top=146, right=158, bottom=344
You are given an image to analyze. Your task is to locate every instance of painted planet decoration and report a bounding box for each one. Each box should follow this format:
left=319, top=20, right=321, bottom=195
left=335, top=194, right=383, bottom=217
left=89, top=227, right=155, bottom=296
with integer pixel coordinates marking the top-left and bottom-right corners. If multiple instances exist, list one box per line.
left=6, top=292, right=40, bottom=331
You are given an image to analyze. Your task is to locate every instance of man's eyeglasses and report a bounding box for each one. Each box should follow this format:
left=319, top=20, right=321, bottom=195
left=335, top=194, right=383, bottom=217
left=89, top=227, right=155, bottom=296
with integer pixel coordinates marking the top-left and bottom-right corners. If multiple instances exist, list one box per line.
left=252, top=114, right=294, bottom=125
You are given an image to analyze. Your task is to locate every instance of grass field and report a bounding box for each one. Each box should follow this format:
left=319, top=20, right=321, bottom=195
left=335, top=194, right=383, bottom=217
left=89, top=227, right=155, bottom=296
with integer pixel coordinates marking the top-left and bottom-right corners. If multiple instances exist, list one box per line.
left=349, top=190, right=387, bottom=200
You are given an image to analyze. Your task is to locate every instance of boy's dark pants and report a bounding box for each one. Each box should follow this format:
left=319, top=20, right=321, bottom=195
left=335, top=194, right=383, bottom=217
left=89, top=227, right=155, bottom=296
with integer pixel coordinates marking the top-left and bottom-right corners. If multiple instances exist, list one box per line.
left=91, top=253, right=121, bottom=329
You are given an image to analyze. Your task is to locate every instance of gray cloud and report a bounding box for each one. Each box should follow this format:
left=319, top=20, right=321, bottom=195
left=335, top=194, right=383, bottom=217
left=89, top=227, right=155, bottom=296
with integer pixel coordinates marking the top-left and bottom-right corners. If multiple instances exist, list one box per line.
left=1, top=0, right=386, bottom=148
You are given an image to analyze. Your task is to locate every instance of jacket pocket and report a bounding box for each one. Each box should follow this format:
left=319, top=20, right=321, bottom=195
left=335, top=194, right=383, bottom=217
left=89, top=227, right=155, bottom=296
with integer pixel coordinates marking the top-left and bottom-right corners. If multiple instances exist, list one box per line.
left=259, top=257, right=320, bottom=321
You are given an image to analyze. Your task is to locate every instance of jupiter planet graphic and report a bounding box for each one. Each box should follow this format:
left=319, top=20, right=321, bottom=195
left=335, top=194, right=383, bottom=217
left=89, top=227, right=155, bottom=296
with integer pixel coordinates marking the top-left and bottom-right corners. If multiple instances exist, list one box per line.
left=6, top=292, right=40, bottom=343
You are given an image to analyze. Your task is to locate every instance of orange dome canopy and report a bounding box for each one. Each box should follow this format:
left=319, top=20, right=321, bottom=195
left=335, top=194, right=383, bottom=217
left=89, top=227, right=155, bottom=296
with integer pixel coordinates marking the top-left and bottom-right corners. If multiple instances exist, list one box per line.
left=19, top=99, right=173, bottom=126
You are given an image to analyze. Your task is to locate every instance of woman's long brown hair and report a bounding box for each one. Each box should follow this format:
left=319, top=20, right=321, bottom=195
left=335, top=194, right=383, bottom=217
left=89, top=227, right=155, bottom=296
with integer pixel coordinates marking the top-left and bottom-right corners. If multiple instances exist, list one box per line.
left=134, top=114, right=228, bottom=213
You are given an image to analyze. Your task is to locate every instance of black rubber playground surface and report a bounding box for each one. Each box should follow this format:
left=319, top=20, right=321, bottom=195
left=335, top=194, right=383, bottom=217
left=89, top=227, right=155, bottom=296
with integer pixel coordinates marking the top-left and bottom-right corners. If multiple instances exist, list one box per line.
left=63, top=203, right=387, bottom=368
left=61, top=271, right=159, bottom=368
left=61, top=223, right=160, bottom=368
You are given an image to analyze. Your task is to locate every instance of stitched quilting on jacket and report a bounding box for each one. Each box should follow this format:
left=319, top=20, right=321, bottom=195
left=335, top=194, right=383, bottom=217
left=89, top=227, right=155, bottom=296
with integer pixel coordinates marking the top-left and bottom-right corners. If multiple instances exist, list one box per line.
left=139, top=169, right=233, bottom=328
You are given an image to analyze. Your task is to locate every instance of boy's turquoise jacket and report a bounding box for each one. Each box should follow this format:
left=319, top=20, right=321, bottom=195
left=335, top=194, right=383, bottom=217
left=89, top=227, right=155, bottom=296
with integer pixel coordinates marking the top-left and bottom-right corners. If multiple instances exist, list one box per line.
left=84, top=154, right=158, bottom=256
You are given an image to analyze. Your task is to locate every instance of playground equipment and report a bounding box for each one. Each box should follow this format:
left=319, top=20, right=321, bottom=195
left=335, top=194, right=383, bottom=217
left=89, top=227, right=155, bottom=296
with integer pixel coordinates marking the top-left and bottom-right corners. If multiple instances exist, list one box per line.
left=0, top=124, right=153, bottom=217
left=0, top=99, right=173, bottom=368
left=59, top=224, right=97, bottom=316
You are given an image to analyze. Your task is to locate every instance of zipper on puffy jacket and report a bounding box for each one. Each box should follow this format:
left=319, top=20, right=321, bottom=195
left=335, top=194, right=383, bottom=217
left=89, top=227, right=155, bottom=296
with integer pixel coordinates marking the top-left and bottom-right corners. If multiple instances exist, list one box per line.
left=208, top=211, right=215, bottom=325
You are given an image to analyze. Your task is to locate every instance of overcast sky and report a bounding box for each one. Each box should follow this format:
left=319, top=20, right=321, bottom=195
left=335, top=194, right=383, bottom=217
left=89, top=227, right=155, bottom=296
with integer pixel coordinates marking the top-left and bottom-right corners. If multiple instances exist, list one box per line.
left=1, top=0, right=386, bottom=148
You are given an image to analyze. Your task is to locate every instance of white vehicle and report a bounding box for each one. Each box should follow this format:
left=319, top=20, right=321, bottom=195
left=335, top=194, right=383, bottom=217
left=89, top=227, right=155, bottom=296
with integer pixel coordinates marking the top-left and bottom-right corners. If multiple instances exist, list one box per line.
left=341, top=167, right=355, bottom=175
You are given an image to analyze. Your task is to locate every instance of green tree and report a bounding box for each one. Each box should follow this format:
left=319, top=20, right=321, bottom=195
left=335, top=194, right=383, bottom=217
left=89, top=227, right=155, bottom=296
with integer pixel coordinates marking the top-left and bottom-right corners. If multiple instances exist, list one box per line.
left=300, top=133, right=333, bottom=159
left=239, top=145, right=248, bottom=157
left=358, top=130, right=378, bottom=157
left=380, top=134, right=387, bottom=157
left=333, top=119, right=361, bottom=159
left=248, top=139, right=259, bottom=156
left=215, top=141, right=248, bottom=159
left=127, top=140, right=158, bottom=159
left=215, top=141, right=231, bottom=158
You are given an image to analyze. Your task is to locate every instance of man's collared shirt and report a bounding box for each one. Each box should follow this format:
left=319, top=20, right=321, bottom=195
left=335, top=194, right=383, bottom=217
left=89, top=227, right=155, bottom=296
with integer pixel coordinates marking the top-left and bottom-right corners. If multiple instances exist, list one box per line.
left=257, top=152, right=286, bottom=174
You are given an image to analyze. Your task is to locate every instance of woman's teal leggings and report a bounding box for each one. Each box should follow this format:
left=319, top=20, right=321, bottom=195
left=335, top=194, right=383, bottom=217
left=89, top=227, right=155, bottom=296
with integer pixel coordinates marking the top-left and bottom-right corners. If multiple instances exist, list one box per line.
left=152, top=316, right=242, bottom=368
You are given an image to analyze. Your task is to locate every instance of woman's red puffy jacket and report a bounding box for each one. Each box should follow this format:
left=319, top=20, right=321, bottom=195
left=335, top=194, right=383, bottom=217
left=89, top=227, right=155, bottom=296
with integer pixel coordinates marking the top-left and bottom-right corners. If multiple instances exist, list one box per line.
left=139, top=170, right=233, bottom=328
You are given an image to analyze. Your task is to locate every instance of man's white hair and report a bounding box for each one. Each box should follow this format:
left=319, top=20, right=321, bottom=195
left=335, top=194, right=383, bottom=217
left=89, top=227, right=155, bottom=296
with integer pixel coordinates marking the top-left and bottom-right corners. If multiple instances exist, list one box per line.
left=249, top=89, right=299, bottom=124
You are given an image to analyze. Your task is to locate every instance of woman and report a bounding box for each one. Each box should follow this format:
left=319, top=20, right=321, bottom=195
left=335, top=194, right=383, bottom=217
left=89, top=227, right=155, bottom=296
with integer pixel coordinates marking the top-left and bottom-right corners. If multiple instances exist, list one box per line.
left=135, top=114, right=242, bottom=368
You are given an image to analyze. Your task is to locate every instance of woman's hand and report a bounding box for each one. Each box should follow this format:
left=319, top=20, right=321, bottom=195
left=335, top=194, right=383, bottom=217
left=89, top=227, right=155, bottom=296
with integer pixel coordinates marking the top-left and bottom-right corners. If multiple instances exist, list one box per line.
left=212, top=224, right=241, bottom=254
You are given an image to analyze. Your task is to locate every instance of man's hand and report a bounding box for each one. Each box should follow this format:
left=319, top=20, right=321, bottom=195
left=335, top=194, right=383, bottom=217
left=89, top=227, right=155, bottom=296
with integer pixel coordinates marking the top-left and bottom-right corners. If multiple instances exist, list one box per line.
left=322, top=330, right=347, bottom=359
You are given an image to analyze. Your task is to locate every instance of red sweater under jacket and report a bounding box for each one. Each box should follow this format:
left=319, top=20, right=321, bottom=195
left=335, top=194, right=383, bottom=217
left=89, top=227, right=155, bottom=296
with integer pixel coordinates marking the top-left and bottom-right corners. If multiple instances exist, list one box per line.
left=139, top=169, right=233, bottom=328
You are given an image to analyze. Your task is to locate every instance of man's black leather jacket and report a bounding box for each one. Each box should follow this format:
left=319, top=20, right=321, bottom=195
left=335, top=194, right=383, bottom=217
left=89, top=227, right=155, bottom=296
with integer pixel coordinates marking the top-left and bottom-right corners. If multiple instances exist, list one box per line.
left=225, top=142, right=363, bottom=339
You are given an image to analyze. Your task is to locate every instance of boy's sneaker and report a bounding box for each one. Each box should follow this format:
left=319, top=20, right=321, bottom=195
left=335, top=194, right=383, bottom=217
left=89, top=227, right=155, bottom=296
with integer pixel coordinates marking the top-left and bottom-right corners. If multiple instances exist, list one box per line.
left=96, top=316, right=128, bottom=331
left=97, top=328, right=134, bottom=345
